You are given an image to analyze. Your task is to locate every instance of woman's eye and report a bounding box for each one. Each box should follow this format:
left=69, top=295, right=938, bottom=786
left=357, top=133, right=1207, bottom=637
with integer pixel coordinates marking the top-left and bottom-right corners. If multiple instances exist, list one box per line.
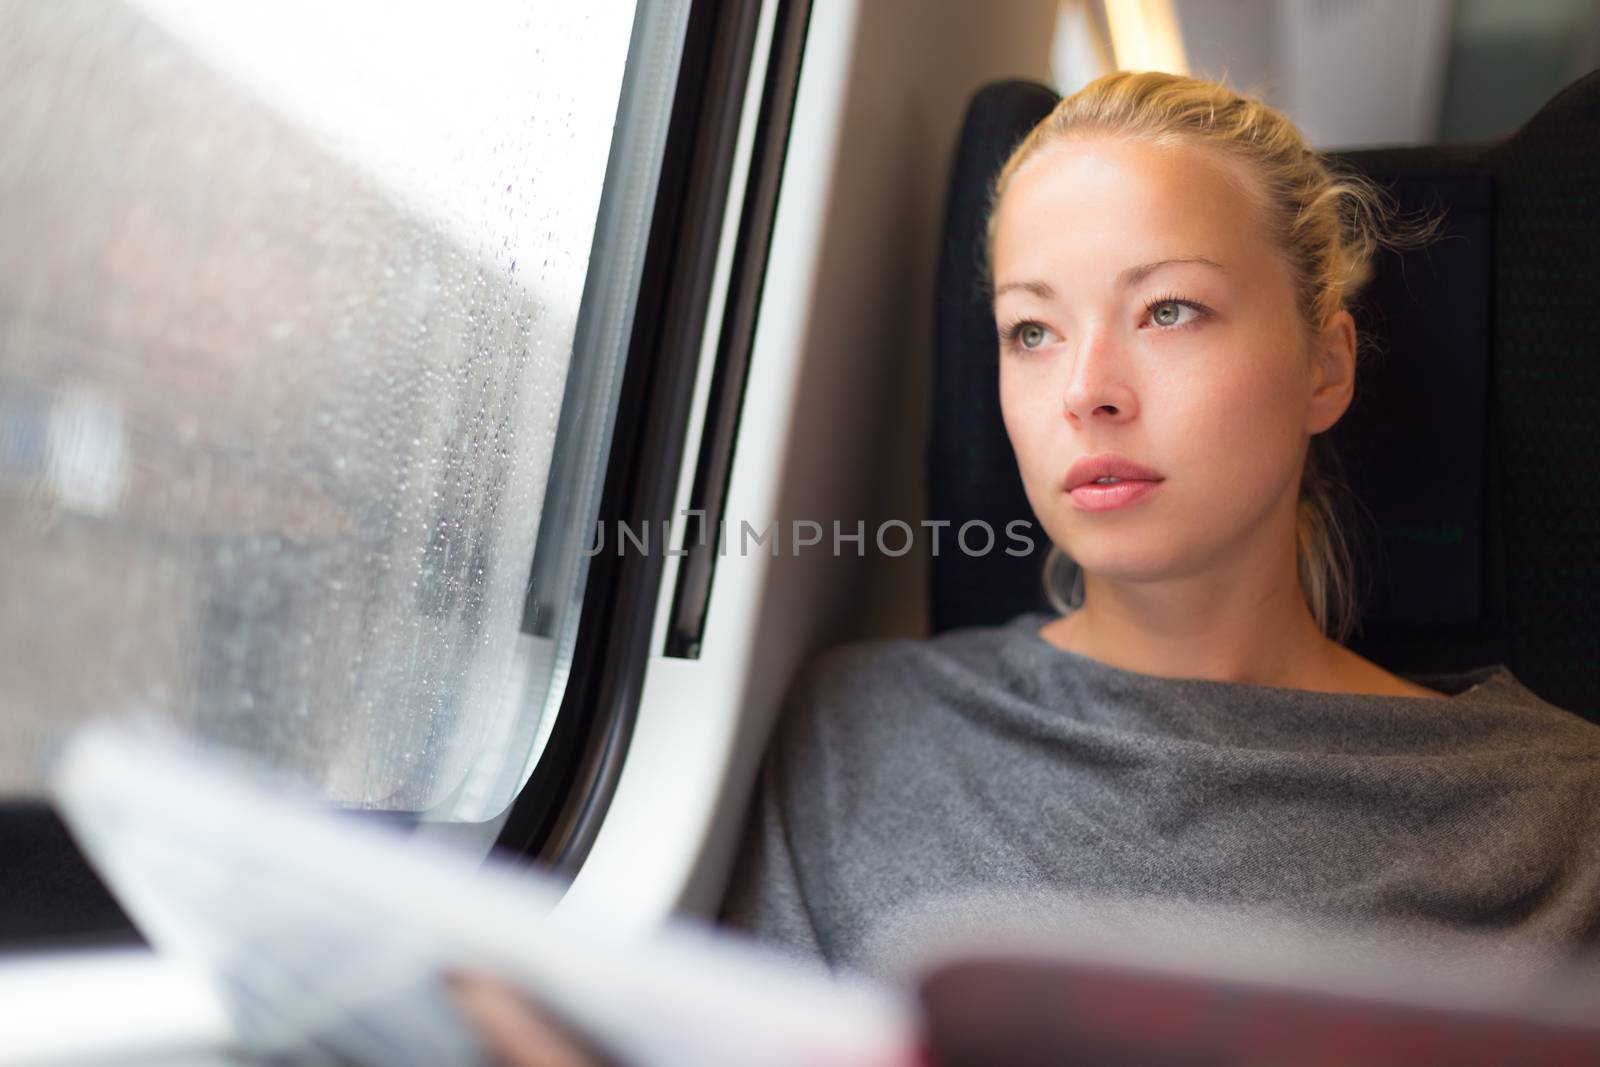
left=1017, top=322, right=1049, bottom=349
left=1148, top=300, right=1200, bottom=329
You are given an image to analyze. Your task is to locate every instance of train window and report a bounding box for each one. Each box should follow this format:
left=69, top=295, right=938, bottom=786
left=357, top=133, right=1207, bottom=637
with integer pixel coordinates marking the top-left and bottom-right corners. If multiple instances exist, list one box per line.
left=1436, top=0, right=1600, bottom=140
left=1158, top=0, right=1600, bottom=150
left=0, top=1, right=676, bottom=824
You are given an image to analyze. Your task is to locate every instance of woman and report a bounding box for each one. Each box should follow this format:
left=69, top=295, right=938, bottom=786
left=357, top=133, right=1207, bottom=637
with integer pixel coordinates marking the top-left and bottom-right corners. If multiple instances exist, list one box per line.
left=717, top=68, right=1600, bottom=977
left=460, top=69, right=1600, bottom=1062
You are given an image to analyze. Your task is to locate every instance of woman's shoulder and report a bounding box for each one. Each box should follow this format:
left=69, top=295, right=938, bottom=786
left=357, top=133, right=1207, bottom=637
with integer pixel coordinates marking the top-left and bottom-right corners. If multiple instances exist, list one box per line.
left=791, top=613, right=1044, bottom=710
left=769, top=614, right=1047, bottom=764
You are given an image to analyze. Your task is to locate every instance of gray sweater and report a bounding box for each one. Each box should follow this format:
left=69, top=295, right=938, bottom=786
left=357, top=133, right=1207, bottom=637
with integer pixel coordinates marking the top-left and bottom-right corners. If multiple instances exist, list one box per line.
left=718, top=611, right=1600, bottom=986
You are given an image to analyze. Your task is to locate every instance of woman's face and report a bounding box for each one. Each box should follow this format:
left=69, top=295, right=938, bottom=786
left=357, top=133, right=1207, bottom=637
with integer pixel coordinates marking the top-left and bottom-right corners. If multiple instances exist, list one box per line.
left=991, top=135, right=1353, bottom=591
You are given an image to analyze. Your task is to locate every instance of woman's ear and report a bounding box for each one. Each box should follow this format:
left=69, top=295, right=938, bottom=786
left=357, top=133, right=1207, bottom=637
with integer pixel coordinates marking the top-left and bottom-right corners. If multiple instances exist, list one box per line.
left=1306, top=309, right=1357, bottom=435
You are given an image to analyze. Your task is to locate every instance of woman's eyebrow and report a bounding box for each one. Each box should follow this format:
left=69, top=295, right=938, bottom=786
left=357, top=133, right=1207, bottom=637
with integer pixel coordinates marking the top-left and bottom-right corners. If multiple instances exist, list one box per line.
left=994, top=257, right=1228, bottom=304
left=993, top=279, right=1055, bottom=300
left=1118, top=256, right=1228, bottom=287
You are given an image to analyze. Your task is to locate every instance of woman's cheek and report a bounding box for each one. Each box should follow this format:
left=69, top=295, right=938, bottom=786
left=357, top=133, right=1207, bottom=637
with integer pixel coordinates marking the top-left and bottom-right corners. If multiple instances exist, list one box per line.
left=998, top=376, right=1034, bottom=450
left=998, top=408, right=1049, bottom=507
left=1001, top=394, right=1055, bottom=481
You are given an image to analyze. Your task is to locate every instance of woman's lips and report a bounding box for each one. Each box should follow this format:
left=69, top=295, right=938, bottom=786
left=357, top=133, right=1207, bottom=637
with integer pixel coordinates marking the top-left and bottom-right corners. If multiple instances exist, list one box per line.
left=1067, top=478, right=1163, bottom=512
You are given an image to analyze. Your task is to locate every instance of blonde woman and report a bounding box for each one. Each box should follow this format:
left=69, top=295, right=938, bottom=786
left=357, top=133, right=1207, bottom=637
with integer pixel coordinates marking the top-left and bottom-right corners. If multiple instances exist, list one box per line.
left=721, top=70, right=1600, bottom=977
left=460, top=71, right=1600, bottom=1064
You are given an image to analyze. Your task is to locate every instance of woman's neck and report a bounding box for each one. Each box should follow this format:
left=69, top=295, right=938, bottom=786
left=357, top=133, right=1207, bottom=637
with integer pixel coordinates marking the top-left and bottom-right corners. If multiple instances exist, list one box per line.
left=1039, top=563, right=1342, bottom=691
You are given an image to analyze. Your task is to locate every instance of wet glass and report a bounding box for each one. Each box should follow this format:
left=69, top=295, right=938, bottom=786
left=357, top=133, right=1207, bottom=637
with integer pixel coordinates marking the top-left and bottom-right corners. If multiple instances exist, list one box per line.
left=0, top=0, right=639, bottom=818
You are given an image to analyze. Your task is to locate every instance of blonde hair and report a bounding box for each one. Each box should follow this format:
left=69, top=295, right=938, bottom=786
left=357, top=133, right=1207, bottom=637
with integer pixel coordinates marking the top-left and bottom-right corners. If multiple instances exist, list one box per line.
left=985, top=71, right=1443, bottom=643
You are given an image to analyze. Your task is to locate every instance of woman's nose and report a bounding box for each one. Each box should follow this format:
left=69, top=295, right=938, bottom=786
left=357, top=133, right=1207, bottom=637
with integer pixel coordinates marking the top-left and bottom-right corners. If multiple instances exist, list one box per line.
left=1060, top=325, right=1137, bottom=423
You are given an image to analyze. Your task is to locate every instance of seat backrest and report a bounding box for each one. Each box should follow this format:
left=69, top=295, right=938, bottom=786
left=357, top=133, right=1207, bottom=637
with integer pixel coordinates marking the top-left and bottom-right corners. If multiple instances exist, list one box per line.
left=926, top=72, right=1600, bottom=720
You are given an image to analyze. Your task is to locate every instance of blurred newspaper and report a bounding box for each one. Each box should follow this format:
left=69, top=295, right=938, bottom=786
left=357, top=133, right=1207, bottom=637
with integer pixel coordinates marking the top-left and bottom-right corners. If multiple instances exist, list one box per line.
left=49, top=720, right=919, bottom=1067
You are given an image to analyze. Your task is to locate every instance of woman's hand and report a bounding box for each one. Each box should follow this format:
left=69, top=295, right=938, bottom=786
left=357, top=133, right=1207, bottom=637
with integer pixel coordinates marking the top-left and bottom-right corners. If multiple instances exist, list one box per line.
left=446, top=972, right=609, bottom=1067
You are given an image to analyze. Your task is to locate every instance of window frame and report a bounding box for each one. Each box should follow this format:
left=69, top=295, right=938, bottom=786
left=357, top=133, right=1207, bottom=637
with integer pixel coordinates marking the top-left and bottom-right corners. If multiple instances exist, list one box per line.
left=495, top=0, right=812, bottom=872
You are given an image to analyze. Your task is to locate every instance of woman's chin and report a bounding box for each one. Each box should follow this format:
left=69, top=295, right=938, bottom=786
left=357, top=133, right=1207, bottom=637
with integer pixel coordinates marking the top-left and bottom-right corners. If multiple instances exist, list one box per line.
left=1065, top=551, right=1202, bottom=591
